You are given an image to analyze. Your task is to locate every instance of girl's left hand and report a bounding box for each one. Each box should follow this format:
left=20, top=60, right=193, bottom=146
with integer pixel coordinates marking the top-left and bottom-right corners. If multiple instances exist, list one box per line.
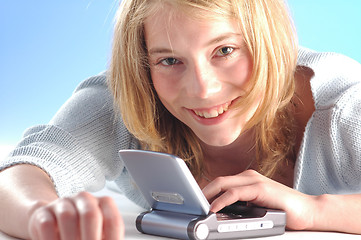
left=202, top=169, right=318, bottom=231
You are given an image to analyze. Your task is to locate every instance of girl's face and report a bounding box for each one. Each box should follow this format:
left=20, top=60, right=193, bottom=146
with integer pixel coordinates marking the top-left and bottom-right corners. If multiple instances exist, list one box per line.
left=145, top=5, right=257, bottom=147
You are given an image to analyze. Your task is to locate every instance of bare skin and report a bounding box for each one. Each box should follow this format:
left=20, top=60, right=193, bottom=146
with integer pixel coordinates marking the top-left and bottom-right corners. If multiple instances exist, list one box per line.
left=0, top=165, right=124, bottom=240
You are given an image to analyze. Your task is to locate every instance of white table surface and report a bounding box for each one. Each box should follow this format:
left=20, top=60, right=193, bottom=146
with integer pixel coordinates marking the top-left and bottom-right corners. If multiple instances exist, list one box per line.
left=1, top=185, right=360, bottom=240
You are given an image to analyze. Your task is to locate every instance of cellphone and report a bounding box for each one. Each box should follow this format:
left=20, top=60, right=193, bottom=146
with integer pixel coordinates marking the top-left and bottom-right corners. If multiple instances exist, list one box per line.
left=119, top=150, right=286, bottom=240
left=119, top=149, right=210, bottom=216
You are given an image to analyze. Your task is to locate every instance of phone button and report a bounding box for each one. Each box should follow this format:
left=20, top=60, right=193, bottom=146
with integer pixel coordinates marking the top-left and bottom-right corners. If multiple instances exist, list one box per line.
left=217, top=221, right=274, bottom=232
left=195, top=223, right=209, bottom=240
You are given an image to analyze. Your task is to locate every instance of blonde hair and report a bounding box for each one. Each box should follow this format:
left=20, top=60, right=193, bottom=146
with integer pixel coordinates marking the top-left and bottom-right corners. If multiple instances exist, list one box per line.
left=109, top=0, right=298, bottom=179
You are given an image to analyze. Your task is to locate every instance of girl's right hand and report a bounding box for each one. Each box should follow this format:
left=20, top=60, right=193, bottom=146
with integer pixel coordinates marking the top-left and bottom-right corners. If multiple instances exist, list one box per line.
left=28, top=192, right=124, bottom=240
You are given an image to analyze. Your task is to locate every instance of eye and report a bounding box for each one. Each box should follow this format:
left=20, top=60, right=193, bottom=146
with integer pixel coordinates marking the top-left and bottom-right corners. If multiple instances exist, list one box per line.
left=216, top=47, right=234, bottom=57
left=160, top=57, right=180, bottom=66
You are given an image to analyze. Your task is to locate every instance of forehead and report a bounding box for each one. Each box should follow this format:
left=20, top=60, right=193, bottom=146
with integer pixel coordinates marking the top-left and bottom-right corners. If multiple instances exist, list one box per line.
left=144, top=3, right=241, bottom=49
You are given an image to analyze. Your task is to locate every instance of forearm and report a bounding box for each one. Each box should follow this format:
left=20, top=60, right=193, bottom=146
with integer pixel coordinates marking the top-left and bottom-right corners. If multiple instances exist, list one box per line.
left=0, top=164, right=58, bottom=239
left=311, top=193, right=361, bottom=234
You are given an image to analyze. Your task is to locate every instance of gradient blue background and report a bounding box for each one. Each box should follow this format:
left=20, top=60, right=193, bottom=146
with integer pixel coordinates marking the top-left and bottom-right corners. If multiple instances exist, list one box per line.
left=1, top=1, right=361, bottom=147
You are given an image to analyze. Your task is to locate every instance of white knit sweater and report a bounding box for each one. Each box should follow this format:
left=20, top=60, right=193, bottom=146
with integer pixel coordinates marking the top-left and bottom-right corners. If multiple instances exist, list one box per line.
left=1, top=47, right=361, bottom=207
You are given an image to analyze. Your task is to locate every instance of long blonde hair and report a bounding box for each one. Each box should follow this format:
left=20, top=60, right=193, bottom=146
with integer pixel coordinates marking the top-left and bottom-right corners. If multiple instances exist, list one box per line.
left=109, top=0, right=298, bottom=179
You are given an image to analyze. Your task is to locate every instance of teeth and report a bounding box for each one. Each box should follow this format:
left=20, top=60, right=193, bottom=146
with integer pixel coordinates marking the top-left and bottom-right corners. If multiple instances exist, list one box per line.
left=204, top=109, right=218, bottom=118
left=194, top=103, right=230, bottom=119
left=194, top=110, right=202, bottom=117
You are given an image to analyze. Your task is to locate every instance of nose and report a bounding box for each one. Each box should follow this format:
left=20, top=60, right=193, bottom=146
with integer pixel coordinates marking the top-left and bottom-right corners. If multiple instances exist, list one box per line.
left=186, top=61, right=222, bottom=98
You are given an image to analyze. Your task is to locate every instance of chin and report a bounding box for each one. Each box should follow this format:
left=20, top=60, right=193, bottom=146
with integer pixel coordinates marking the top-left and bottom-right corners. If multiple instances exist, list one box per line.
left=199, top=133, right=240, bottom=147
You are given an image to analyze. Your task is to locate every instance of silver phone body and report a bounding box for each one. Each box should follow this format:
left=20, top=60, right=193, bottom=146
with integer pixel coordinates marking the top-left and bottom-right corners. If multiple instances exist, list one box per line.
left=119, top=150, right=286, bottom=240
left=119, top=149, right=210, bottom=215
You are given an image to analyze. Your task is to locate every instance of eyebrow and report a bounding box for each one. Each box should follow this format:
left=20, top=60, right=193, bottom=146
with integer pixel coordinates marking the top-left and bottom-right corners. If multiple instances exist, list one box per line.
left=148, top=33, right=242, bottom=56
left=205, top=33, right=242, bottom=46
left=148, top=48, right=174, bottom=56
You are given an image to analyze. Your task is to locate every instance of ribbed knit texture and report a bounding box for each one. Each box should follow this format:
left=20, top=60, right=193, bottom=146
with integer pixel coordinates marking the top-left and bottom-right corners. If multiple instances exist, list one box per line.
left=0, top=72, right=146, bottom=207
left=1, top=47, right=361, bottom=209
left=294, top=47, right=361, bottom=195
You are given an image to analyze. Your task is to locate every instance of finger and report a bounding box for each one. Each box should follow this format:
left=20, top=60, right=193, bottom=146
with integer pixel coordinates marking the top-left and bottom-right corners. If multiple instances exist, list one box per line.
left=52, top=198, right=79, bottom=240
left=202, top=170, right=261, bottom=201
left=29, top=207, right=59, bottom=240
left=202, top=176, right=238, bottom=200
left=29, top=227, right=40, bottom=240
left=99, top=196, right=124, bottom=240
left=210, top=180, right=280, bottom=213
left=209, top=185, right=262, bottom=213
left=74, top=192, right=102, bottom=240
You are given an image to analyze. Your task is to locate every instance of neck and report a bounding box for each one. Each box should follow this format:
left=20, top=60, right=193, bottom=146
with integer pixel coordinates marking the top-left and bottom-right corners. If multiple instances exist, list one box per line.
left=200, top=128, right=257, bottom=179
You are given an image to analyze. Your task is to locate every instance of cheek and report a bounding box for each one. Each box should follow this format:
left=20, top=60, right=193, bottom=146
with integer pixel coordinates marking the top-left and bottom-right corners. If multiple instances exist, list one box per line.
left=226, top=58, right=253, bottom=87
left=151, top=70, right=180, bottom=107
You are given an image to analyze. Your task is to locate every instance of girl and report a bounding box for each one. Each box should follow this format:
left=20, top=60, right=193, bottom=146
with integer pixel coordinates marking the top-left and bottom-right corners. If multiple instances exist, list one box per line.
left=1, top=0, right=361, bottom=239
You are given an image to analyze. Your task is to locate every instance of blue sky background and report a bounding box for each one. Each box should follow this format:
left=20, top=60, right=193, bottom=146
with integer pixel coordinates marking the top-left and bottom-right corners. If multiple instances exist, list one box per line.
left=0, top=1, right=361, bottom=146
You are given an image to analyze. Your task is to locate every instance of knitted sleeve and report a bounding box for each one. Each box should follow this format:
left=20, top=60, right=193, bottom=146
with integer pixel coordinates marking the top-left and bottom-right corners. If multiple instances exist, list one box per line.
left=295, top=50, right=361, bottom=195
left=334, top=82, right=361, bottom=191
left=0, top=73, right=140, bottom=197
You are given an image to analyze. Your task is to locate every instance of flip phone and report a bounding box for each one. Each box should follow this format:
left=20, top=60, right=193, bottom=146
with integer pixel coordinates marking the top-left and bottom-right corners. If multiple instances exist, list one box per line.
left=119, top=150, right=286, bottom=240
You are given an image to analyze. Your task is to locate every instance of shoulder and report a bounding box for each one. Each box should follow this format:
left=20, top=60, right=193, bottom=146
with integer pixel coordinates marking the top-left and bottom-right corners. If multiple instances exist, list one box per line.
left=297, top=47, right=361, bottom=109
left=297, top=47, right=361, bottom=76
left=294, top=49, right=361, bottom=194
left=73, top=71, right=109, bottom=93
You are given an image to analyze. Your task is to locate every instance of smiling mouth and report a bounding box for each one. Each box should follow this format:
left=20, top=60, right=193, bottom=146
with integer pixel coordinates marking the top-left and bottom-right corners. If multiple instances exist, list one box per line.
left=192, top=101, right=231, bottom=119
